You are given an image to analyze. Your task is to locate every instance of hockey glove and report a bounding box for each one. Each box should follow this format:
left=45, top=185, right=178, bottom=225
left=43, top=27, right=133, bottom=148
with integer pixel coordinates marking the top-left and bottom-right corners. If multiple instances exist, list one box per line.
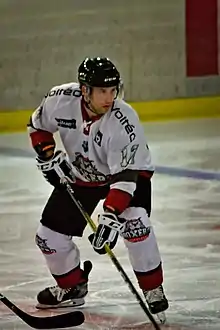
left=36, top=150, right=75, bottom=188
left=88, top=212, right=125, bottom=255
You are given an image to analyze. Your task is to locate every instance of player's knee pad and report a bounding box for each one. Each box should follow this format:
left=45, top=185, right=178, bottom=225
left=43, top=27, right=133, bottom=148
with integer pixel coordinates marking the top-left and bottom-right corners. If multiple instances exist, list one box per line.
left=35, top=224, right=80, bottom=275
left=121, top=207, right=161, bottom=273
left=119, top=207, right=151, bottom=243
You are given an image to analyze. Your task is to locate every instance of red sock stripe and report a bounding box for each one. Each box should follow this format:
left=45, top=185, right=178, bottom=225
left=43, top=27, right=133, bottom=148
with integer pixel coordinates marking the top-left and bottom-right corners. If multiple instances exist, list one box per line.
left=134, top=263, right=163, bottom=291
left=52, top=266, right=83, bottom=289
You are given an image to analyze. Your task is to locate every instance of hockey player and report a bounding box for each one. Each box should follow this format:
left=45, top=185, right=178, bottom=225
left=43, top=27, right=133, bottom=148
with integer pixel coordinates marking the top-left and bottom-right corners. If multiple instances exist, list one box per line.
left=27, top=57, right=169, bottom=316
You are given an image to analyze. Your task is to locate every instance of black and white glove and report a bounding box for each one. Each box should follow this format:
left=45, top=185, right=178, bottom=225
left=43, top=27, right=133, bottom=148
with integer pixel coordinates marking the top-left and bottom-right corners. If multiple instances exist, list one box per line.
left=36, top=150, right=75, bottom=188
left=88, top=212, right=125, bottom=255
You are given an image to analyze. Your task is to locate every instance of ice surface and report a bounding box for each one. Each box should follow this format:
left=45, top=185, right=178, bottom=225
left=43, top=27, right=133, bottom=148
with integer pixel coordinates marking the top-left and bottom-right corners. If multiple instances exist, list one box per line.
left=0, top=119, right=220, bottom=329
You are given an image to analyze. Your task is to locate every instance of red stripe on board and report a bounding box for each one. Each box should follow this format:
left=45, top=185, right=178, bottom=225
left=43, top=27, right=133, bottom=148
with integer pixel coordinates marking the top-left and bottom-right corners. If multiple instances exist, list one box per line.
left=186, top=0, right=218, bottom=76
left=218, top=0, right=220, bottom=73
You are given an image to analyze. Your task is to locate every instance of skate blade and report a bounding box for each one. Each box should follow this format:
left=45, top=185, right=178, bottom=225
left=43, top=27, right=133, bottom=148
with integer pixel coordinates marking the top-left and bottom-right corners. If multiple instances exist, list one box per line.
left=36, top=298, right=85, bottom=310
left=156, top=311, right=166, bottom=324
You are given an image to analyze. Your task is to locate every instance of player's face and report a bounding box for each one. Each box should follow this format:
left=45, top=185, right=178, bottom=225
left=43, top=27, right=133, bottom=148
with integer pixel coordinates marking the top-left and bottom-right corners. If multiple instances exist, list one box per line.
left=90, top=86, right=117, bottom=114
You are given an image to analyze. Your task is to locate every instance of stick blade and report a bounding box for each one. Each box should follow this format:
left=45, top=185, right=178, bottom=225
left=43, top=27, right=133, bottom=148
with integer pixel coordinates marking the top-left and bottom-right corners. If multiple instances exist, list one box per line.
left=22, top=310, right=85, bottom=329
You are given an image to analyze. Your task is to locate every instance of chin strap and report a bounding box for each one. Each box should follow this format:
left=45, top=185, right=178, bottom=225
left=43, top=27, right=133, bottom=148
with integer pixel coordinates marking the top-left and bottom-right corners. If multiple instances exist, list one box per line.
left=83, top=98, right=98, bottom=115
left=82, top=86, right=99, bottom=115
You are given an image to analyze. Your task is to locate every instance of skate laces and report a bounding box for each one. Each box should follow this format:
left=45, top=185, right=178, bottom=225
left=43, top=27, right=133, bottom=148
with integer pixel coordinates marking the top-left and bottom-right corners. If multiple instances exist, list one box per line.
left=144, top=286, right=164, bottom=303
left=49, top=286, right=71, bottom=302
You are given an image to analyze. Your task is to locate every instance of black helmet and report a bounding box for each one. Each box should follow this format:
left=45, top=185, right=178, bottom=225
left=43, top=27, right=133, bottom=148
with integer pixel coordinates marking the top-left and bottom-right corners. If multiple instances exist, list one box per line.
left=78, top=57, right=120, bottom=88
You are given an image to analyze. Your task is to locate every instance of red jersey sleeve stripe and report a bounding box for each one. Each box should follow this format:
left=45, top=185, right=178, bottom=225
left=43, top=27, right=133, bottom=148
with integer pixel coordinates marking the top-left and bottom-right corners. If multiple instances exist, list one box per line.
left=104, top=188, right=132, bottom=214
left=30, top=131, right=54, bottom=148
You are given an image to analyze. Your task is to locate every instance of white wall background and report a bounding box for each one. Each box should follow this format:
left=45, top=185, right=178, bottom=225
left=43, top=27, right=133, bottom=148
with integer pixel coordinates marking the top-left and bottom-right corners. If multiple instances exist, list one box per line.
left=1, top=0, right=219, bottom=110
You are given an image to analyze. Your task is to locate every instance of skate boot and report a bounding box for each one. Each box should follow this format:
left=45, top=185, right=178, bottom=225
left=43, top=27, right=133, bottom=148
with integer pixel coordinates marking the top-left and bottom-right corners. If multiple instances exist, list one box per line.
left=143, top=284, right=169, bottom=324
left=36, top=260, right=92, bottom=309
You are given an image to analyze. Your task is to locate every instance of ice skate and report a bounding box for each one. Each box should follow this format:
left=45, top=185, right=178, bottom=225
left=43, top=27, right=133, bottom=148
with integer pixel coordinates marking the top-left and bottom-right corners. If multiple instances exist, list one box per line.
left=36, top=260, right=92, bottom=309
left=143, top=285, right=168, bottom=324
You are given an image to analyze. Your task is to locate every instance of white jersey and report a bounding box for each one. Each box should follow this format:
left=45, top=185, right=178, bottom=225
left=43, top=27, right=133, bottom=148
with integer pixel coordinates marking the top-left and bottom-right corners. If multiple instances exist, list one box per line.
left=29, top=82, right=154, bottom=185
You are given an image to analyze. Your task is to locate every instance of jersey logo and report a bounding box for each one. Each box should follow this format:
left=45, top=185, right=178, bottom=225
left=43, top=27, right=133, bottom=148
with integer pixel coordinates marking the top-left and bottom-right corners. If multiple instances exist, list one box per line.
left=120, top=144, right=139, bottom=168
left=94, top=130, right=103, bottom=147
left=72, top=153, right=110, bottom=182
left=45, top=88, right=82, bottom=98
left=111, top=107, right=136, bottom=142
left=55, top=118, right=77, bottom=129
left=121, top=217, right=151, bottom=242
left=82, top=141, right=88, bottom=152
left=35, top=234, right=56, bottom=255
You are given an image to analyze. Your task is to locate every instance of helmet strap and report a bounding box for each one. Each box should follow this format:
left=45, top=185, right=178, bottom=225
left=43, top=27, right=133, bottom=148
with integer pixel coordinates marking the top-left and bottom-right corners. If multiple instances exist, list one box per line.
left=84, top=98, right=98, bottom=115
left=83, top=87, right=100, bottom=115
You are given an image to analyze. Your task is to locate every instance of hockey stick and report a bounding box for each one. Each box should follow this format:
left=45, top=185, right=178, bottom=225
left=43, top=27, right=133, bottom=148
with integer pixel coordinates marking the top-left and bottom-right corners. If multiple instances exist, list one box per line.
left=0, top=293, right=84, bottom=329
left=56, top=172, right=161, bottom=330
